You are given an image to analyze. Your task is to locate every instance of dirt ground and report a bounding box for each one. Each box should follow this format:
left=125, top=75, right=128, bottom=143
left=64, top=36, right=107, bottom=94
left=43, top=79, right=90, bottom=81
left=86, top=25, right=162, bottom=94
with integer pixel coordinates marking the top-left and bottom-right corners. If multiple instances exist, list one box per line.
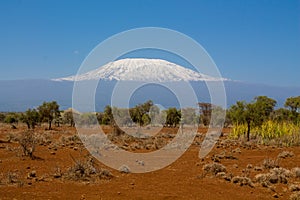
left=0, top=124, right=300, bottom=200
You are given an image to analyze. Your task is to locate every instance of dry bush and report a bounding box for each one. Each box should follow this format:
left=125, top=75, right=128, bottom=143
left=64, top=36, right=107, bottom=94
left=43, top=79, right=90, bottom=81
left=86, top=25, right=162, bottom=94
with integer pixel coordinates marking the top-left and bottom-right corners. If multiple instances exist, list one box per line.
left=35, top=132, right=52, bottom=146
left=65, top=155, right=97, bottom=181
left=254, top=173, right=270, bottom=187
left=290, top=192, right=300, bottom=200
left=232, top=176, right=254, bottom=187
left=18, top=130, right=36, bottom=159
left=203, top=163, right=226, bottom=176
left=6, top=133, right=19, bottom=143
left=292, top=167, right=300, bottom=178
left=262, top=158, right=280, bottom=169
left=65, top=155, right=113, bottom=181
left=255, top=167, right=291, bottom=186
left=289, top=184, right=300, bottom=192
left=278, top=151, right=294, bottom=159
left=0, top=172, right=24, bottom=187
left=270, top=167, right=292, bottom=184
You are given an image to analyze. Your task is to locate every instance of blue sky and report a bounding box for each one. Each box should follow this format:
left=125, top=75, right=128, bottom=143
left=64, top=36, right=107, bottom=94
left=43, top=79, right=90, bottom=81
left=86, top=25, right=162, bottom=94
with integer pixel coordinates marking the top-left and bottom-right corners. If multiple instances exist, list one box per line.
left=0, top=0, right=299, bottom=87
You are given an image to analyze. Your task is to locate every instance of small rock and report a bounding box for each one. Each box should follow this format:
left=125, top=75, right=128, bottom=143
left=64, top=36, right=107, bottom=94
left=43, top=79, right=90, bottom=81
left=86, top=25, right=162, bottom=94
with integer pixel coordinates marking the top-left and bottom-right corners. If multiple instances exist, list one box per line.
left=118, top=165, right=131, bottom=173
left=233, top=164, right=239, bottom=168
left=254, top=166, right=263, bottom=171
left=269, top=174, right=278, bottom=184
left=247, top=164, right=253, bottom=169
left=289, top=184, right=300, bottom=192
left=272, top=193, right=279, bottom=198
left=216, top=172, right=226, bottom=178
left=27, top=170, right=37, bottom=179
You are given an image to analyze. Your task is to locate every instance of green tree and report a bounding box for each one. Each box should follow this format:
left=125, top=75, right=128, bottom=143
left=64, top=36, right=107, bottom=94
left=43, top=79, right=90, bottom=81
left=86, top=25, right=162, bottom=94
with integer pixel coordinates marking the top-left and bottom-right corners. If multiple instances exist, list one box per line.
left=102, top=105, right=114, bottom=125
left=4, top=113, right=19, bottom=128
left=285, top=96, right=300, bottom=113
left=271, top=108, right=291, bottom=122
left=63, top=108, right=78, bottom=127
left=78, top=113, right=98, bottom=126
left=165, top=107, right=181, bottom=127
left=181, top=107, right=198, bottom=126
left=0, top=113, right=5, bottom=123
left=130, top=100, right=153, bottom=126
left=284, top=96, right=300, bottom=123
left=112, top=107, right=132, bottom=126
left=38, top=101, right=60, bottom=130
left=227, top=96, right=276, bottom=141
left=20, top=109, right=39, bottom=129
left=149, top=105, right=160, bottom=126
left=254, top=96, right=277, bottom=124
left=198, top=103, right=212, bottom=126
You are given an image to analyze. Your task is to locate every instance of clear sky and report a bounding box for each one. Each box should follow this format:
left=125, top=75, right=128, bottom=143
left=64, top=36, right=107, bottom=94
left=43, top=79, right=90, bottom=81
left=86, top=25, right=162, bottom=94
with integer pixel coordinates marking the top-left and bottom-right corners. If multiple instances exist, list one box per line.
left=0, top=0, right=299, bottom=87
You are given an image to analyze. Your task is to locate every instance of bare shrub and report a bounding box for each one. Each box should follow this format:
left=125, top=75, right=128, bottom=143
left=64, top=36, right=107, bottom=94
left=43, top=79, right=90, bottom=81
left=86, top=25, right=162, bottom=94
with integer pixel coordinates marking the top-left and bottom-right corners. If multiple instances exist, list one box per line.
left=65, top=155, right=113, bottom=181
left=18, top=130, right=36, bottom=159
left=292, top=167, right=300, bottom=178
left=203, top=163, right=226, bottom=175
left=290, top=192, right=300, bottom=200
left=232, top=176, right=254, bottom=187
left=6, top=133, right=19, bottom=143
left=1, top=171, right=24, bottom=187
left=255, top=167, right=291, bottom=186
left=289, top=184, right=300, bottom=192
left=35, top=132, right=52, bottom=145
left=262, top=158, right=280, bottom=169
left=254, top=173, right=269, bottom=186
left=278, top=151, right=294, bottom=159
left=98, top=169, right=113, bottom=179
left=65, top=155, right=96, bottom=181
left=270, top=167, right=291, bottom=184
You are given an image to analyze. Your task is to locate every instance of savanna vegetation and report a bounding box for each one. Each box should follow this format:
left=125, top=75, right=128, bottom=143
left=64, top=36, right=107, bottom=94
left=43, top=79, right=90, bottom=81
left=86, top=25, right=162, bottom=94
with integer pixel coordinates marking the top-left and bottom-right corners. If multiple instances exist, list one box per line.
left=1, top=96, right=299, bottom=143
left=227, top=96, right=300, bottom=146
left=0, top=96, right=300, bottom=200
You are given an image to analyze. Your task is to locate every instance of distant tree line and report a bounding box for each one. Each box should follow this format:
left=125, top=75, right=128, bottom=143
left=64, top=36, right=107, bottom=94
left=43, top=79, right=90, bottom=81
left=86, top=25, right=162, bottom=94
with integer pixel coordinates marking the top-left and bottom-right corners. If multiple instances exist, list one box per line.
left=0, top=96, right=299, bottom=134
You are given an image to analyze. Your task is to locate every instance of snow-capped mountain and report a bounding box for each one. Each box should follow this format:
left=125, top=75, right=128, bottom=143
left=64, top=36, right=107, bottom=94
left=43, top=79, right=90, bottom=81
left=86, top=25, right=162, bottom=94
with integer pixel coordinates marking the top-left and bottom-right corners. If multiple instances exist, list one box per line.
left=54, top=58, right=226, bottom=82
left=1, top=59, right=299, bottom=112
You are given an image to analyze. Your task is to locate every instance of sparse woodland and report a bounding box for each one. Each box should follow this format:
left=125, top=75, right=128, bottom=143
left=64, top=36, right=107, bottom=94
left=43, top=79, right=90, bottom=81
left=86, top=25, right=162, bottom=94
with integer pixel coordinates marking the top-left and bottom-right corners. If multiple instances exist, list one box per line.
left=0, top=96, right=300, bottom=199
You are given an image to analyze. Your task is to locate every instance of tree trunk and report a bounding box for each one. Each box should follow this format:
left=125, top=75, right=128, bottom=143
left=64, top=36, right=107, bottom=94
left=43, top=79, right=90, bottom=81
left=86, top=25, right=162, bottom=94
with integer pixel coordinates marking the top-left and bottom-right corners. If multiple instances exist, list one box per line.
left=247, top=120, right=251, bottom=141
left=26, top=122, right=30, bottom=129
left=49, top=120, right=52, bottom=130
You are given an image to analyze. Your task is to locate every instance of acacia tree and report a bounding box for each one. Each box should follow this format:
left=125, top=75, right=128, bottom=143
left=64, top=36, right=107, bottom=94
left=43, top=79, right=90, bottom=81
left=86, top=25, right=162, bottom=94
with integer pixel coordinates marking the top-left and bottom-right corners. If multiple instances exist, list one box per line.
left=4, top=112, right=19, bottom=128
left=198, top=103, right=212, bottom=126
left=285, top=96, right=300, bottom=123
left=20, top=109, right=39, bottom=129
left=103, top=105, right=114, bottom=125
left=227, top=96, right=276, bottom=141
left=130, top=100, right=153, bottom=127
left=38, top=101, right=60, bottom=130
left=0, top=113, right=5, bottom=122
left=165, top=107, right=181, bottom=127
left=271, top=108, right=291, bottom=122
left=63, top=108, right=79, bottom=127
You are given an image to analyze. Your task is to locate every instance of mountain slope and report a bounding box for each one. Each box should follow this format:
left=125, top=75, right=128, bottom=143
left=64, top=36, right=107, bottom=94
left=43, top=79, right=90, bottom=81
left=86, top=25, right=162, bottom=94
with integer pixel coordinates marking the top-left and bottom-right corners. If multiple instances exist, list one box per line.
left=54, top=58, right=226, bottom=82
left=0, top=79, right=299, bottom=112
